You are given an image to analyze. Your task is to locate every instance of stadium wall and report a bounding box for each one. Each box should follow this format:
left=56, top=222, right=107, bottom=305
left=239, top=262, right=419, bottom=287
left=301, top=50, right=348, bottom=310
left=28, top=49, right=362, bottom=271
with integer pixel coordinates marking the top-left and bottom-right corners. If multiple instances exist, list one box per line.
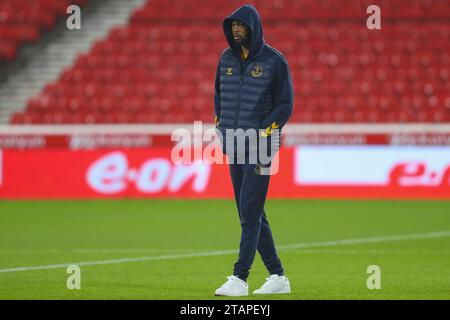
left=1, top=124, right=449, bottom=199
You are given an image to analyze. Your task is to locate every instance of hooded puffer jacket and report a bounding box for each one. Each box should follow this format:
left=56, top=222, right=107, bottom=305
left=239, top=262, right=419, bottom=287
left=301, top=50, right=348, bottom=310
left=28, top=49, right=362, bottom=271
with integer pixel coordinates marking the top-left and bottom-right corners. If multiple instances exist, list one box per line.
left=214, top=4, right=294, bottom=157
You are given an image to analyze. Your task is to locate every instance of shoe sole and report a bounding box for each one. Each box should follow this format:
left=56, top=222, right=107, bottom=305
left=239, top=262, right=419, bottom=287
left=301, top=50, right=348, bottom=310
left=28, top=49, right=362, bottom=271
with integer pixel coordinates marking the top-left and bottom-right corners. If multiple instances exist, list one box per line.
left=253, top=292, right=291, bottom=294
left=215, top=292, right=249, bottom=297
left=253, top=288, right=291, bottom=295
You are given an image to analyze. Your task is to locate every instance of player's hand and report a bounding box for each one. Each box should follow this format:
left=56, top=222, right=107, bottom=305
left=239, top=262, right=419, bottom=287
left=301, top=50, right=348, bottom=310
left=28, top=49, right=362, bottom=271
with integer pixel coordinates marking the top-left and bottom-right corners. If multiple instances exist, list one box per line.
left=214, top=114, right=219, bottom=128
left=260, top=121, right=280, bottom=137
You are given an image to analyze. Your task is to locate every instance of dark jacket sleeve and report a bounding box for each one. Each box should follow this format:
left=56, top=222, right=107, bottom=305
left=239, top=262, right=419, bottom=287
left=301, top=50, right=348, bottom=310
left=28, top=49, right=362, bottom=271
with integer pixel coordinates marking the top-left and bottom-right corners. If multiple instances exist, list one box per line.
left=261, top=57, right=294, bottom=131
left=213, top=62, right=221, bottom=127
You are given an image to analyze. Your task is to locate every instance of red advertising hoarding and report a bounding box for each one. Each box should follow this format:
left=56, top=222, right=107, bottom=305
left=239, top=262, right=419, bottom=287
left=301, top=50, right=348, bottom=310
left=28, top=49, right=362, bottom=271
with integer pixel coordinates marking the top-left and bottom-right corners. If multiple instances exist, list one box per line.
left=0, top=146, right=448, bottom=199
left=2, top=132, right=450, bottom=149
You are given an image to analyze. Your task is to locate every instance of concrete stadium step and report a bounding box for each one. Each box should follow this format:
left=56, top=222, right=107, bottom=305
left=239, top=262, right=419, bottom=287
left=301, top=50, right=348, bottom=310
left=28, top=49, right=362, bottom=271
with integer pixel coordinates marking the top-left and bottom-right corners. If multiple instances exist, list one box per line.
left=0, top=0, right=148, bottom=124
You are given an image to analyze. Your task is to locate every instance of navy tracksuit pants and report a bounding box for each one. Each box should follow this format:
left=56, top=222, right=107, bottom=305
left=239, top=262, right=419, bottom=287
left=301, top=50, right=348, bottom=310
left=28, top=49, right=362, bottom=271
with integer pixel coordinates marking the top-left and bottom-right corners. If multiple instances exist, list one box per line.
left=229, top=161, right=284, bottom=281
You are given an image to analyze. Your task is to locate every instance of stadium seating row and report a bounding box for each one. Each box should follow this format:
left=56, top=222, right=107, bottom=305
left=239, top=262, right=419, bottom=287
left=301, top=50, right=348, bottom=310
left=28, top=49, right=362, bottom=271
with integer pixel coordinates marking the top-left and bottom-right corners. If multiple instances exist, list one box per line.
left=8, top=0, right=450, bottom=123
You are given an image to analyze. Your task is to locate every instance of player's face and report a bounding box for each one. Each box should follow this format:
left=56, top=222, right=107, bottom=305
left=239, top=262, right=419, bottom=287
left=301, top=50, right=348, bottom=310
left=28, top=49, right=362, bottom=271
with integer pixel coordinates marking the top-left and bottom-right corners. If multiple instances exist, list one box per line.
left=231, top=21, right=248, bottom=45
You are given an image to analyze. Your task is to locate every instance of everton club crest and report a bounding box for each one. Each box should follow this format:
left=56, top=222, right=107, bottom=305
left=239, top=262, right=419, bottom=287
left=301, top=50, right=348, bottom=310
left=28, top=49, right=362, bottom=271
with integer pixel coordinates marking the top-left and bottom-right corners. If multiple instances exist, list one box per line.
left=251, top=64, right=263, bottom=77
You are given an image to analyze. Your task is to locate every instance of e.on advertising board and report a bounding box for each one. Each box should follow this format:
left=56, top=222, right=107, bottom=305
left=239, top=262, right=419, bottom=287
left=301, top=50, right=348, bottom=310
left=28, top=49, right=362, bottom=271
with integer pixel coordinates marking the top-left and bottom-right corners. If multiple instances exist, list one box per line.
left=0, top=146, right=448, bottom=199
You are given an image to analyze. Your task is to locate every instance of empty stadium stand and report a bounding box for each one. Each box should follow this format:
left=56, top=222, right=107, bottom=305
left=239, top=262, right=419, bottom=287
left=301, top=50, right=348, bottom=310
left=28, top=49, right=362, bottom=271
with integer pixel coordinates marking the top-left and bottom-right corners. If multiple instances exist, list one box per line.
left=0, top=0, right=87, bottom=62
left=7, top=0, right=450, bottom=124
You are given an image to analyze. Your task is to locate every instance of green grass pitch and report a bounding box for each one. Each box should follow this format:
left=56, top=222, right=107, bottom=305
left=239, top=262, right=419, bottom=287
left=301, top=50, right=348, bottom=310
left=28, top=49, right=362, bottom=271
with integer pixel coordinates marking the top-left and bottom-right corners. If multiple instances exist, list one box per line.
left=0, top=199, right=449, bottom=299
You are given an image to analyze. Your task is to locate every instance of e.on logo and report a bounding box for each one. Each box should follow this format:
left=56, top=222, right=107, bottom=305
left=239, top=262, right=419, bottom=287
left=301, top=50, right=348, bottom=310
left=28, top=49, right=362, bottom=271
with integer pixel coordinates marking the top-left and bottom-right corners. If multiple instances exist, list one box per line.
left=86, top=152, right=211, bottom=194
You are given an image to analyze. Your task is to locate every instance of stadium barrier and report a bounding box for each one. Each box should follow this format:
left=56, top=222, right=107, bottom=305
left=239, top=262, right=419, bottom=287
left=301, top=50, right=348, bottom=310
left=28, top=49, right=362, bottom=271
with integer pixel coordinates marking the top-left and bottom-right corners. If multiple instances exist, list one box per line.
left=0, top=124, right=449, bottom=199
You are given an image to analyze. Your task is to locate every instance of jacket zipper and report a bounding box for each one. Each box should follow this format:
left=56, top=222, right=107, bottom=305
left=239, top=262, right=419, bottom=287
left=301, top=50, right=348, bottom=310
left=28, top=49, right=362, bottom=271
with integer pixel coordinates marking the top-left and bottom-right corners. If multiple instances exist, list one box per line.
left=234, top=60, right=244, bottom=128
left=232, top=46, right=263, bottom=129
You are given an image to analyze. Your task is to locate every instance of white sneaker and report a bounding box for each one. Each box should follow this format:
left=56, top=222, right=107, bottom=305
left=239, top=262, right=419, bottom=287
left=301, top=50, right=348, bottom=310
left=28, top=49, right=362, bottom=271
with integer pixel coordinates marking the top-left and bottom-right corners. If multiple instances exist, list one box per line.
left=253, top=274, right=291, bottom=295
left=215, top=275, right=249, bottom=297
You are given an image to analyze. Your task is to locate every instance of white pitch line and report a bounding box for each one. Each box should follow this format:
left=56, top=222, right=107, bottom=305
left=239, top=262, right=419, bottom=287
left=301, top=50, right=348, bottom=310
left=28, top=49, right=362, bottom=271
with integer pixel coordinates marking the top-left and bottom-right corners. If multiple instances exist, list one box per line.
left=0, top=249, right=237, bottom=274
left=0, top=248, right=195, bottom=254
left=0, top=230, right=449, bottom=274
left=277, top=230, right=450, bottom=250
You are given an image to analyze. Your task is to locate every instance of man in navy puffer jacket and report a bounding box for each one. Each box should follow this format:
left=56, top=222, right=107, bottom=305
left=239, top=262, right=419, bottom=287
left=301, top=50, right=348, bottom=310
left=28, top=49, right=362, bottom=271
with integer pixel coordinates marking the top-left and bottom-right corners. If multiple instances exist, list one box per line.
left=213, top=5, right=294, bottom=297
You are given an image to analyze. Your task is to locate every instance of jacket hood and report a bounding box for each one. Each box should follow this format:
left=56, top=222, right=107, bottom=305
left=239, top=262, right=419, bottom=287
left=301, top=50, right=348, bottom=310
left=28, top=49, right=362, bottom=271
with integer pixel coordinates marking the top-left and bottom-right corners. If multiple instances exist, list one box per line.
left=223, top=5, right=265, bottom=59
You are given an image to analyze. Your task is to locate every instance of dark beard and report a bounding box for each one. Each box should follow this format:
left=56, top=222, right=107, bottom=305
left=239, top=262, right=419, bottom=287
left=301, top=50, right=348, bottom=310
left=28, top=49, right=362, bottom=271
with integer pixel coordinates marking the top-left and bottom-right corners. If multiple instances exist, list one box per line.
left=233, top=37, right=250, bottom=49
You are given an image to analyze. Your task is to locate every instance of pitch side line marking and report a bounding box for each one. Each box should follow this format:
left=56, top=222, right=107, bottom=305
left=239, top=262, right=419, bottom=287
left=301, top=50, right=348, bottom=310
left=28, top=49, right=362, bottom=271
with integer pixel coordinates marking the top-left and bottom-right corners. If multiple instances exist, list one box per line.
left=277, top=230, right=450, bottom=250
left=0, top=248, right=196, bottom=254
left=1, top=230, right=450, bottom=274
